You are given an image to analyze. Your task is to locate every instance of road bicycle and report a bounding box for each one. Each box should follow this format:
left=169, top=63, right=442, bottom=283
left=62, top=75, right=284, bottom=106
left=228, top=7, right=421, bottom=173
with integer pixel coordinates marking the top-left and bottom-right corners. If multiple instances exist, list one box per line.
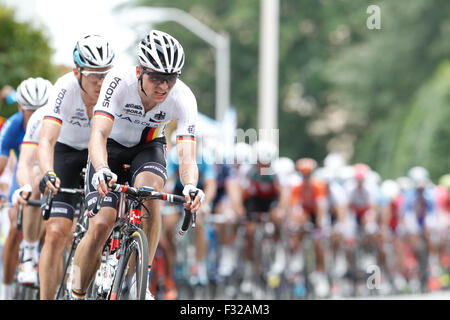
left=94, top=182, right=195, bottom=300
left=57, top=166, right=196, bottom=300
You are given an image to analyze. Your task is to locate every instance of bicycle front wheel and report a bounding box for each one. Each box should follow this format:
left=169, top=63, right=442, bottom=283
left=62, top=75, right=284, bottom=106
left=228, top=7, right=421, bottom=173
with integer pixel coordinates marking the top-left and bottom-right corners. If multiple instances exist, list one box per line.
left=110, top=229, right=149, bottom=300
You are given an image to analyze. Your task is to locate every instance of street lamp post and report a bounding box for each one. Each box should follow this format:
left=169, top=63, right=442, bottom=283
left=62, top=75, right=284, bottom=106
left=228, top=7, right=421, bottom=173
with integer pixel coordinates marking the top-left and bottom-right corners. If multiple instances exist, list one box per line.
left=120, top=7, right=230, bottom=123
left=258, top=0, right=279, bottom=133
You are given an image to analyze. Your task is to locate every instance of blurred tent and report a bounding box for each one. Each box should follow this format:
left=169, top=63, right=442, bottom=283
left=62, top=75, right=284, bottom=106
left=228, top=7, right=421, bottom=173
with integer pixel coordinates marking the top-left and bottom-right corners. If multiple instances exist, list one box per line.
left=166, top=108, right=237, bottom=164
left=197, top=108, right=237, bottom=164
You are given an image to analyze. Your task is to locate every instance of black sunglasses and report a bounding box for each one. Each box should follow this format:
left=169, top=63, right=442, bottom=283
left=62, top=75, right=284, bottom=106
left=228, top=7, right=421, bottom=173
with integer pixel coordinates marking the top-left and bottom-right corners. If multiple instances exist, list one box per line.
left=142, top=68, right=179, bottom=85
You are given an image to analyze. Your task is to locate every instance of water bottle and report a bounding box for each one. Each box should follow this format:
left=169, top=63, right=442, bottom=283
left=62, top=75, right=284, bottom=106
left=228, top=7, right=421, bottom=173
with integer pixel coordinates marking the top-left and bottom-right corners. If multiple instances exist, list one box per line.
left=102, top=253, right=118, bottom=291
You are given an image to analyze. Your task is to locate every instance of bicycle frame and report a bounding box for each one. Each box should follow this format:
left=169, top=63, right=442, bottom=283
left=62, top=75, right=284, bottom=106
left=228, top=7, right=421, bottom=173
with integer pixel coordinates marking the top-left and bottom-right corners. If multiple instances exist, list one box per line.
left=89, top=183, right=195, bottom=300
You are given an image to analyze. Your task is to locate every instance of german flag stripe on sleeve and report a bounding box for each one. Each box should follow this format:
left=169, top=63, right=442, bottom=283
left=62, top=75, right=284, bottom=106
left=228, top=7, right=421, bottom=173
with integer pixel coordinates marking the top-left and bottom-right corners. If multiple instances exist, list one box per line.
left=21, top=142, right=38, bottom=148
left=94, top=110, right=114, bottom=123
left=43, top=116, right=62, bottom=126
left=176, top=135, right=196, bottom=143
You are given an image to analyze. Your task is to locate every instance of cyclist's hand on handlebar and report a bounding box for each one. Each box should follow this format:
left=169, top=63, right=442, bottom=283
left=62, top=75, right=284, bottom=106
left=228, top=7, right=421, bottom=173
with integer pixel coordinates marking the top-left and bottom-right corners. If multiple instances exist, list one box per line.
left=39, top=171, right=60, bottom=195
left=12, top=184, right=32, bottom=205
left=92, top=167, right=117, bottom=197
left=182, top=184, right=205, bottom=213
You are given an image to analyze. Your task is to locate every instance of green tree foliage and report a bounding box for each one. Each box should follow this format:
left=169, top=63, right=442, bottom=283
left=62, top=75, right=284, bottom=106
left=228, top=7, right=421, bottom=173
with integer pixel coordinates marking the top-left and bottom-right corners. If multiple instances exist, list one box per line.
left=328, top=0, right=450, bottom=180
left=0, top=6, right=57, bottom=118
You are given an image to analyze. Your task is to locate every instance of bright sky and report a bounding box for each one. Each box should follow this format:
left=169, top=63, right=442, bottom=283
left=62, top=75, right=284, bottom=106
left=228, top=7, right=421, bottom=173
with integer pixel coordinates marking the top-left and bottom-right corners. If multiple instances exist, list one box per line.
left=2, top=0, right=145, bottom=67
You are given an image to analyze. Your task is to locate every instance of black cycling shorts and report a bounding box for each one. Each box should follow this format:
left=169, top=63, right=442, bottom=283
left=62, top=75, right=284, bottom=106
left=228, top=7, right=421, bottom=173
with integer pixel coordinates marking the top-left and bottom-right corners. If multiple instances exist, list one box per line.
left=48, top=142, right=88, bottom=221
left=244, top=196, right=278, bottom=221
left=85, top=137, right=167, bottom=212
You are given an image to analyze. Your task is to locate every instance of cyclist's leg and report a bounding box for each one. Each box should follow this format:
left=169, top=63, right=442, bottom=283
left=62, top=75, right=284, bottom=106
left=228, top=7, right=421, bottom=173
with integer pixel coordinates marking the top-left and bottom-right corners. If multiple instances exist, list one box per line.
left=132, top=139, right=168, bottom=250
left=39, top=190, right=82, bottom=299
left=192, top=211, right=208, bottom=285
left=72, top=154, right=123, bottom=296
left=39, top=144, right=88, bottom=299
left=133, top=172, right=164, bottom=267
left=72, top=158, right=119, bottom=296
left=20, top=165, right=43, bottom=268
left=22, top=165, right=43, bottom=242
left=39, top=217, right=73, bottom=299
left=72, top=206, right=116, bottom=293
left=1, top=204, right=22, bottom=299
left=424, top=214, right=442, bottom=290
left=287, top=204, right=305, bottom=259
left=216, top=199, right=238, bottom=277
left=129, top=143, right=168, bottom=296
left=243, top=200, right=257, bottom=264
left=17, top=166, right=43, bottom=287
left=1, top=165, right=22, bottom=298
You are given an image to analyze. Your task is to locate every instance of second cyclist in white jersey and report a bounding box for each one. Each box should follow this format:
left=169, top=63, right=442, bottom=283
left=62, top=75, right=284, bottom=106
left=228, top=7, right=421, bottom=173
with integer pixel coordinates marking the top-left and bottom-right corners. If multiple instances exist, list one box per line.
left=37, top=35, right=115, bottom=299
left=15, top=98, right=52, bottom=286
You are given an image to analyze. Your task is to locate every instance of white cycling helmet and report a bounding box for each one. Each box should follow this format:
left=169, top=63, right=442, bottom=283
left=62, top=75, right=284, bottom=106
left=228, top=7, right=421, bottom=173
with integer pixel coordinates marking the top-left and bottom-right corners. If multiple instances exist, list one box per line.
left=272, top=157, right=295, bottom=176
left=381, top=179, right=400, bottom=202
left=138, top=30, right=185, bottom=74
left=408, top=166, right=430, bottom=188
left=73, top=34, right=115, bottom=68
left=16, top=77, right=53, bottom=110
left=252, top=140, right=278, bottom=165
left=396, top=176, right=413, bottom=191
left=313, top=167, right=334, bottom=184
left=324, top=152, right=346, bottom=170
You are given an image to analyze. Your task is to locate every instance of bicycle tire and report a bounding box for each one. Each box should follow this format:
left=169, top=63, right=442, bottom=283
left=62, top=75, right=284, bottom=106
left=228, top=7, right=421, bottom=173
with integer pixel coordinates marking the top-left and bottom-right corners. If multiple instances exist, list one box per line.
left=110, top=228, right=149, bottom=300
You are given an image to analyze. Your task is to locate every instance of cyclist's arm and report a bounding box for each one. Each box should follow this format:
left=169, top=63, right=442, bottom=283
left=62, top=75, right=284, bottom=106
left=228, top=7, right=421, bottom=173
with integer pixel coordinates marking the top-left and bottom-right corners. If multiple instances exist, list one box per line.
left=0, top=85, right=14, bottom=102
left=38, top=119, right=61, bottom=175
left=0, top=115, right=18, bottom=175
left=225, top=177, right=246, bottom=218
left=176, top=140, right=201, bottom=212
left=177, top=139, right=198, bottom=187
left=88, top=114, right=114, bottom=196
left=202, top=178, right=217, bottom=213
left=16, top=143, right=37, bottom=188
left=0, top=156, right=7, bottom=176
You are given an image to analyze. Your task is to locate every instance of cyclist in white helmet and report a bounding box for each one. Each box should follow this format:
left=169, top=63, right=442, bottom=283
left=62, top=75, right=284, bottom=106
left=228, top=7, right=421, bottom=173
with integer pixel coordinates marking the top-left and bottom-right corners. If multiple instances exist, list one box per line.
left=70, top=30, right=204, bottom=300
left=37, top=34, right=115, bottom=300
left=379, top=179, right=408, bottom=291
left=238, top=139, right=283, bottom=295
left=15, top=79, right=54, bottom=287
left=401, top=166, right=440, bottom=292
left=0, top=77, right=52, bottom=299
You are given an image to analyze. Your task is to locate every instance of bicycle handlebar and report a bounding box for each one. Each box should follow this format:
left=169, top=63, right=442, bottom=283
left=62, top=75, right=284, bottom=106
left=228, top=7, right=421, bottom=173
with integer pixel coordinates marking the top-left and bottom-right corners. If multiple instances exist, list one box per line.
left=41, top=189, right=53, bottom=220
left=90, top=183, right=197, bottom=236
left=178, top=190, right=197, bottom=236
left=17, top=193, right=41, bottom=231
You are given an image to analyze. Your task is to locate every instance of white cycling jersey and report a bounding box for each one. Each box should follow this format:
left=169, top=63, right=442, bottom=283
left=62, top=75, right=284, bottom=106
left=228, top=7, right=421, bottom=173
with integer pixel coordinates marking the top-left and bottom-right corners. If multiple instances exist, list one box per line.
left=344, top=179, right=378, bottom=209
left=327, top=181, right=348, bottom=208
left=93, top=66, right=197, bottom=148
left=22, top=105, right=49, bottom=147
left=43, top=72, right=92, bottom=150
